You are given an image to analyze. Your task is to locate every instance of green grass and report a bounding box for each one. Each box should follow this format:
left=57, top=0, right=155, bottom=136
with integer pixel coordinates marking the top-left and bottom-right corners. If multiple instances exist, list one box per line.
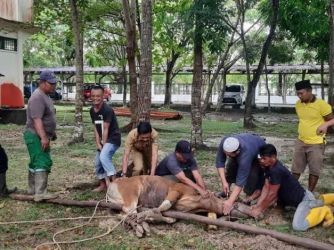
left=0, top=104, right=332, bottom=249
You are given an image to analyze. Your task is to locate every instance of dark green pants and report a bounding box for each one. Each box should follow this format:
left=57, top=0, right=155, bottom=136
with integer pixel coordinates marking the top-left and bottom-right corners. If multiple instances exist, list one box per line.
left=24, top=131, right=52, bottom=172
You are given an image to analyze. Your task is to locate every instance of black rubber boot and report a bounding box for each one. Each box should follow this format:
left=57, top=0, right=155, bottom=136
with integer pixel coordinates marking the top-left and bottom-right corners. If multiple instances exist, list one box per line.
left=0, top=173, right=17, bottom=197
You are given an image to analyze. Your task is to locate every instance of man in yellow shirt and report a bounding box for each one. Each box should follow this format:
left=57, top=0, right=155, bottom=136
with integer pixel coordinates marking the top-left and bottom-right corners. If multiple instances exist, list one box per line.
left=121, top=121, right=159, bottom=176
left=292, top=80, right=334, bottom=191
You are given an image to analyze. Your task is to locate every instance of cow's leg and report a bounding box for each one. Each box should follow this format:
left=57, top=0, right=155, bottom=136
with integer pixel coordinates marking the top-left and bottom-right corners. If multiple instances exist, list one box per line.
left=143, top=188, right=182, bottom=224
left=157, top=188, right=182, bottom=212
left=122, top=201, right=139, bottom=214
left=106, top=181, right=139, bottom=214
left=230, top=202, right=252, bottom=219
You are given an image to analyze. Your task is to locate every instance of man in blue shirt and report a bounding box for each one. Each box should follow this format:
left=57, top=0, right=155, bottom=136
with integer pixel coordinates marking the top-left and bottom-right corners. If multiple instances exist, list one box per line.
left=155, top=140, right=208, bottom=196
left=216, top=133, right=266, bottom=215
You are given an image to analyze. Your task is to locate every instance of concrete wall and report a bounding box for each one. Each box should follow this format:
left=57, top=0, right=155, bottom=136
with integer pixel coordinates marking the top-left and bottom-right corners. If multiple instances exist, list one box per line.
left=0, top=30, right=28, bottom=91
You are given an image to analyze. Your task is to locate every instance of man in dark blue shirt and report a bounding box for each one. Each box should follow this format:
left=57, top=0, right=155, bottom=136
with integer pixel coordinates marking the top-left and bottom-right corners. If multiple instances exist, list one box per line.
left=155, top=140, right=207, bottom=196
left=216, top=133, right=266, bottom=215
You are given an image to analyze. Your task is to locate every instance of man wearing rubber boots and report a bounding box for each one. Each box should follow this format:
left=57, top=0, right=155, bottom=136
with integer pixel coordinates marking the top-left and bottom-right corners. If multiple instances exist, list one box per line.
left=0, top=144, right=17, bottom=197
left=24, top=70, right=58, bottom=202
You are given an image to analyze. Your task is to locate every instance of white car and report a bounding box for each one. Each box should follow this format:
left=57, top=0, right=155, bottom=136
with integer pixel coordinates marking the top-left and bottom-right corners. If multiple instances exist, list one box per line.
left=222, top=85, right=245, bottom=109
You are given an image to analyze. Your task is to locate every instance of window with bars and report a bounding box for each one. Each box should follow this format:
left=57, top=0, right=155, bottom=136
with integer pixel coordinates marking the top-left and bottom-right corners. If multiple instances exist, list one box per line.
left=0, top=36, right=18, bottom=51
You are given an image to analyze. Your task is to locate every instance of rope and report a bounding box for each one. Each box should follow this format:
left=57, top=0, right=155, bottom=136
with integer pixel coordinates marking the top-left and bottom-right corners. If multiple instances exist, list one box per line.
left=33, top=194, right=138, bottom=250
left=0, top=215, right=117, bottom=225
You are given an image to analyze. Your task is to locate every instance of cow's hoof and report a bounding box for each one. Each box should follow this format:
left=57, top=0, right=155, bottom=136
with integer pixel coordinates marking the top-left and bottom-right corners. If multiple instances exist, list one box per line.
left=142, top=221, right=151, bottom=236
left=165, top=217, right=177, bottom=224
left=135, top=224, right=144, bottom=238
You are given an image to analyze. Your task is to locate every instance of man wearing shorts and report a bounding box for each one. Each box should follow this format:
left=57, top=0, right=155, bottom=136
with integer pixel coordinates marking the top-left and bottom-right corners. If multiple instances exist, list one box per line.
left=292, top=80, right=334, bottom=191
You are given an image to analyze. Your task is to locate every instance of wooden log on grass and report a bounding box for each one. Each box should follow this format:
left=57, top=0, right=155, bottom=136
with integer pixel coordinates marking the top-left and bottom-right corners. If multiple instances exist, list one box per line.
left=9, top=194, right=334, bottom=250
left=9, top=193, right=122, bottom=210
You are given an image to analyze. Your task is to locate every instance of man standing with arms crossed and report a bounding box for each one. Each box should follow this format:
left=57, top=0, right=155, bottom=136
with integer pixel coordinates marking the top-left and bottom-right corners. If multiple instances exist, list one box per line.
left=292, top=80, right=334, bottom=191
left=24, top=70, right=58, bottom=202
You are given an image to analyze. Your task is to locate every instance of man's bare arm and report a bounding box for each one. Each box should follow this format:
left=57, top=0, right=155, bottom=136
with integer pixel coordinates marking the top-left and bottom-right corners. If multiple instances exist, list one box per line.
left=121, top=148, right=131, bottom=176
left=175, top=171, right=207, bottom=196
left=150, top=143, right=159, bottom=175
left=317, top=114, right=334, bottom=135
left=102, top=122, right=110, bottom=145
left=192, top=170, right=206, bottom=190
left=93, top=126, right=102, bottom=150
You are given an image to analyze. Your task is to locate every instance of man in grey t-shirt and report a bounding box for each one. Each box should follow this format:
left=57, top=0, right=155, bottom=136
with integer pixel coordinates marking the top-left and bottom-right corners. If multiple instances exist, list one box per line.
left=24, top=70, right=58, bottom=202
left=155, top=140, right=208, bottom=196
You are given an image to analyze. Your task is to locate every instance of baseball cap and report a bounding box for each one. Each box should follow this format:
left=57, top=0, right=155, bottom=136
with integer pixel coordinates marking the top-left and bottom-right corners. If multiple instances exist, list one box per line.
left=39, top=70, right=57, bottom=84
left=175, top=140, right=193, bottom=161
left=223, top=137, right=240, bottom=153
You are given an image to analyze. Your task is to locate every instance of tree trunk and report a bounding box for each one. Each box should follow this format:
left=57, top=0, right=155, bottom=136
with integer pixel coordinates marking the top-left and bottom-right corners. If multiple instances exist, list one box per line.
left=191, top=10, right=204, bottom=148
left=321, top=60, right=325, bottom=99
left=244, top=0, right=279, bottom=128
left=68, top=0, right=84, bottom=145
left=329, top=0, right=334, bottom=106
left=164, top=52, right=179, bottom=107
left=277, top=73, right=283, bottom=96
left=237, top=0, right=252, bottom=88
left=122, top=0, right=138, bottom=127
left=282, top=74, right=287, bottom=104
left=122, top=64, right=127, bottom=107
left=264, top=60, right=271, bottom=113
left=203, top=12, right=240, bottom=113
left=216, top=72, right=227, bottom=112
left=137, top=0, right=153, bottom=123
left=302, top=69, right=306, bottom=81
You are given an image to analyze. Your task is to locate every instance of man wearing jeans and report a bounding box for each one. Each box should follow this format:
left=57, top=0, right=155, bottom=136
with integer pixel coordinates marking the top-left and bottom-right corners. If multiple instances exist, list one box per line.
left=292, top=80, right=334, bottom=191
left=248, top=144, right=333, bottom=231
left=90, top=85, right=121, bottom=192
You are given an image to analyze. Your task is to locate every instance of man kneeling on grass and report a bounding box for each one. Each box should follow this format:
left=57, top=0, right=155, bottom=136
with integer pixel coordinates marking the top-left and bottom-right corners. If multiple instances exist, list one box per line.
left=155, top=140, right=208, bottom=196
left=247, top=144, right=334, bottom=231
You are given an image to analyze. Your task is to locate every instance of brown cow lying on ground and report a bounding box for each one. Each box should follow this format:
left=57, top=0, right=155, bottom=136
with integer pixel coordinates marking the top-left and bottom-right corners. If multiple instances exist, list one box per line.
left=106, top=175, right=248, bottom=217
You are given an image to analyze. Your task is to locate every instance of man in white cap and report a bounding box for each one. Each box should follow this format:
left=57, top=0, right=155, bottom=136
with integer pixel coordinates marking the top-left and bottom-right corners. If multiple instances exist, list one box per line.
left=216, top=133, right=266, bottom=215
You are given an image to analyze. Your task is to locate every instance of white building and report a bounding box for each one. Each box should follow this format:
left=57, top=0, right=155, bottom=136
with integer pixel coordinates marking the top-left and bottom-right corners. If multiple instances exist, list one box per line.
left=0, top=0, right=37, bottom=91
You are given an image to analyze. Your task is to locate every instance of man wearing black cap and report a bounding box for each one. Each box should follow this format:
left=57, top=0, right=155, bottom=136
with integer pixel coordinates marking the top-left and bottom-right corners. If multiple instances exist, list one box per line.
left=24, top=70, right=58, bottom=202
left=155, top=140, right=208, bottom=196
left=292, top=80, right=334, bottom=191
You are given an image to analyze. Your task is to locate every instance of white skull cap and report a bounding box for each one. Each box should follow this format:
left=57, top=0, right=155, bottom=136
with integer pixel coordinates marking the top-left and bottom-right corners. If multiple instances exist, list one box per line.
left=223, top=137, right=240, bottom=153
